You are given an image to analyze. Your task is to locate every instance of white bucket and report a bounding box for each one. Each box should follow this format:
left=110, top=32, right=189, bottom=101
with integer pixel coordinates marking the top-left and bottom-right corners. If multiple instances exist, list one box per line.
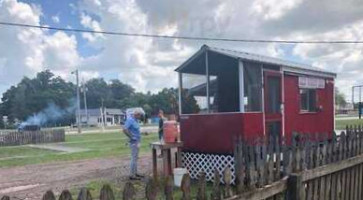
left=173, top=168, right=188, bottom=187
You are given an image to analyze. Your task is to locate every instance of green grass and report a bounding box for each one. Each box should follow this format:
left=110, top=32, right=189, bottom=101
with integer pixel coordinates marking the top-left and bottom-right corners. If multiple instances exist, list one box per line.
left=0, top=146, right=56, bottom=158
left=0, top=131, right=158, bottom=168
left=335, top=119, right=363, bottom=130
left=70, top=179, right=213, bottom=200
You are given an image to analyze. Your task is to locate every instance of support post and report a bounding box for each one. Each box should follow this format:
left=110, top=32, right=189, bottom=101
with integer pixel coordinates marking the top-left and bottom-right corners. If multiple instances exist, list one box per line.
left=178, top=72, right=183, bottom=115
left=152, top=149, right=157, bottom=179
left=205, top=50, right=210, bottom=113
left=288, top=173, right=304, bottom=200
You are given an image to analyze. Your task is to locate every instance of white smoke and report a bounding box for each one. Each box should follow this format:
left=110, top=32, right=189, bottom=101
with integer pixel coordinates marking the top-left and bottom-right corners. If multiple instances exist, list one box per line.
left=20, top=99, right=76, bottom=128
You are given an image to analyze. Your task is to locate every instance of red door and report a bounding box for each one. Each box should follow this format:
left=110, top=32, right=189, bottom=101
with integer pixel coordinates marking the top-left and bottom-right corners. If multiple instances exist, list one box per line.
left=264, top=71, right=282, bottom=142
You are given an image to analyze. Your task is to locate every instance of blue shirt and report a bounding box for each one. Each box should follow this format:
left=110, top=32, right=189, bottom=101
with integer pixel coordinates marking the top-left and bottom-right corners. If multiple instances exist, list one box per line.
left=124, top=115, right=141, bottom=143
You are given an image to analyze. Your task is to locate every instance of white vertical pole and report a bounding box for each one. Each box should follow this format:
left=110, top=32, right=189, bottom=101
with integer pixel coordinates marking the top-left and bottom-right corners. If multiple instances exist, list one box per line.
left=206, top=51, right=210, bottom=113
left=178, top=72, right=183, bottom=115
left=238, top=60, right=245, bottom=112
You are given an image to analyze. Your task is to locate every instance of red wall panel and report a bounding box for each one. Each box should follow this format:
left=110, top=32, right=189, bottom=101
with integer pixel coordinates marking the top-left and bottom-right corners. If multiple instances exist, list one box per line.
left=284, top=75, right=334, bottom=142
left=242, top=113, right=264, bottom=142
left=180, top=113, right=263, bottom=154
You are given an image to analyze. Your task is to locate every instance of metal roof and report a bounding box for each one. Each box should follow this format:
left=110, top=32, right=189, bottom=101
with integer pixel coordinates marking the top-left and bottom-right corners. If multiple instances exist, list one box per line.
left=80, top=108, right=125, bottom=116
left=176, top=45, right=336, bottom=78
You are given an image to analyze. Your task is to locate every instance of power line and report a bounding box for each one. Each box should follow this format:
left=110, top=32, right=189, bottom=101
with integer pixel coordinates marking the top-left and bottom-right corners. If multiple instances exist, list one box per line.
left=1, top=21, right=363, bottom=44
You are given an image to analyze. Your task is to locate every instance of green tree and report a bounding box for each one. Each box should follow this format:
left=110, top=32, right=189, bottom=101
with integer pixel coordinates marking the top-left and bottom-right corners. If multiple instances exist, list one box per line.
left=0, top=70, right=75, bottom=125
left=84, top=78, right=111, bottom=108
left=335, top=87, right=347, bottom=108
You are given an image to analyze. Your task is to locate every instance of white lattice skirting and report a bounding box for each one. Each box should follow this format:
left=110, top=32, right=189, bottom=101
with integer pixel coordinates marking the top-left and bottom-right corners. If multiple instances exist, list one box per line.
left=182, top=152, right=235, bottom=184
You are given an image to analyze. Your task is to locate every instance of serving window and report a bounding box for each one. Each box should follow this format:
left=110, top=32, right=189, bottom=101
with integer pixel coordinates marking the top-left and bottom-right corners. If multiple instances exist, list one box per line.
left=179, top=51, right=240, bottom=114
left=300, top=89, right=317, bottom=112
left=298, top=76, right=324, bottom=113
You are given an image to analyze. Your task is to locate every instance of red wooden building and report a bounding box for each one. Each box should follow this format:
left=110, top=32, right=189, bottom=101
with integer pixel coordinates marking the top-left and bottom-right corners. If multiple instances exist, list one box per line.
left=176, top=45, right=336, bottom=180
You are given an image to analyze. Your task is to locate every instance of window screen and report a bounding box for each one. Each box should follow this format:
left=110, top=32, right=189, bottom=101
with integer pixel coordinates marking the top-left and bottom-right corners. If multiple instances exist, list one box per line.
left=181, top=73, right=206, bottom=114
left=266, top=76, right=281, bottom=113
left=300, top=89, right=317, bottom=112
left=208, top=66, right=240, bottom=113
left=244, top=62, right=262, bottom=112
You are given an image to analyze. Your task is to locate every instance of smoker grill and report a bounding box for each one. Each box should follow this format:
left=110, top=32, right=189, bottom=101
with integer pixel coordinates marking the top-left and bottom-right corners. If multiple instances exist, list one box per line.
left=18, top=124, right=41, bottom=132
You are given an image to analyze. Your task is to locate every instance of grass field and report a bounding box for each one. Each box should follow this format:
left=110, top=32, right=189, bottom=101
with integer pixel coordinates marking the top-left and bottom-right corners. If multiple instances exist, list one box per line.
left=0, top=131, right=158, bottom=168
left=335, top=118, right=363, bottom=130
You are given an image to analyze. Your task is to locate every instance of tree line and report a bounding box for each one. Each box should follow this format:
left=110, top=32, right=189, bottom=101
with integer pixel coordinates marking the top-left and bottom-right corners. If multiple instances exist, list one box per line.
left=0, top=70, right=198, bottom=128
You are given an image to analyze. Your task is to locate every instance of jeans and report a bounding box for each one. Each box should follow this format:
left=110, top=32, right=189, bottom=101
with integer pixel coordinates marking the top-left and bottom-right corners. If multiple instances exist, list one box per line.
left=130, top=142, right=139, bottom=176
left=158, top=132, right=163, bottom=141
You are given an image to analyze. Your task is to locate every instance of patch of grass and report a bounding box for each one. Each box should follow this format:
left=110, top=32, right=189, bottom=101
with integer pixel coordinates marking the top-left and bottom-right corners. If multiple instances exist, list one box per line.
left=0, top=132, right=158, bottom=168
left=0, top=146, right=56, bottom=158
left=335, top=119, right=363, bottom=130
left=69, top=179, right=213, bottom=200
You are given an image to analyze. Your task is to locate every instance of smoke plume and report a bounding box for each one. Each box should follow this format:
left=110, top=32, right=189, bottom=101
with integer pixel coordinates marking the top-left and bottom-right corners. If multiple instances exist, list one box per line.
left=20, top=99, right=76, bottom=128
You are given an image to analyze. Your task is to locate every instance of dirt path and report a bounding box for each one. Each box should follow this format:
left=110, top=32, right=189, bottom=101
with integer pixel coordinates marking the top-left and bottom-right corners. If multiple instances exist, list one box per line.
left=0, top=155, right=152, bottom=200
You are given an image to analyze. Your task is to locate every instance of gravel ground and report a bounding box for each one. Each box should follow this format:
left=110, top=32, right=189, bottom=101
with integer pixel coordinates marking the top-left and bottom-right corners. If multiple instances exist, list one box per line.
left=0, top=155, right=152, bottom=200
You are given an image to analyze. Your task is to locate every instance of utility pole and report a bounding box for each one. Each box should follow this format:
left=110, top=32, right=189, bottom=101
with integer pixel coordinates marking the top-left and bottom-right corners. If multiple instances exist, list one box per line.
left=72, top=69, right=82, bottom=133
left=81, top=82, right=88, bottom=126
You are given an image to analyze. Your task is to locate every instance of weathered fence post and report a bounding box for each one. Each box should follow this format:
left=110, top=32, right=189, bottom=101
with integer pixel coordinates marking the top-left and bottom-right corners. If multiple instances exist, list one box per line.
left=77, top=188, right=92, bottom=200
left=165, top=176, right=174, bottom=200
left=223, top=167, right=233, bottom=198
left=43, top=190, right=56, bottom=200
left=122, top=182, right=135, bottom=200
left=197, top=172, right=207, bottom=200
left=100, top=184, right=115, bottom=200
left=234, top=136, right=245, bottom=194
left=59, top=190, right=73, bottom=200
left=181, top=173, right=191, bottom=200
left=145, top=178, right=159, bottom=200
left=210, top=169, right=222, bottom=200
left=287, top=173, right=304, bottom=200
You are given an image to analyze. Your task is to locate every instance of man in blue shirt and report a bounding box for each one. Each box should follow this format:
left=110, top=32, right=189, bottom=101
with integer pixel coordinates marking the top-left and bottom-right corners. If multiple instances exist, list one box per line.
left=123, top=108, right=144, bottom=180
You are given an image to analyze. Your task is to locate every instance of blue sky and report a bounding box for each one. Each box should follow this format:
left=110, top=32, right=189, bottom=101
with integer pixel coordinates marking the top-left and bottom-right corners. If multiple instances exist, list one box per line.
left=21, top=0, right=100, bottom=57
left=1, top=0, right=363, bottom=99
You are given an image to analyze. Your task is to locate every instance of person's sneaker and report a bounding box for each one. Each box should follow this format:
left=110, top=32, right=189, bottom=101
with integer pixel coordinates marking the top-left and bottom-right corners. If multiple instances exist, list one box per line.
left=129, top=176, right=141, bottom=180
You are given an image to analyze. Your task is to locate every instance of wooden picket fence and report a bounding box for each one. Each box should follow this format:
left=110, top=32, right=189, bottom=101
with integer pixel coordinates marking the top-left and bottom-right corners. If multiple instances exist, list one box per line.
left=230, top=125, right=363, bottom=200
left=0, top=129, right=65, bottom=146
left=3, top=126, right=363, bottom=200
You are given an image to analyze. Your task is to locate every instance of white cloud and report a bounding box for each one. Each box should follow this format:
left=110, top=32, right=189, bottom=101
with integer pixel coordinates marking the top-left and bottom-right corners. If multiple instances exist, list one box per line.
left=1, top=0, right=363, bottom=100
left=0, top=0, right=85, bottom=95
left=51, top=15, right=59, bottom=23
left=251, top=0, right=303, bottom=20
left=80, top=12, right=104, bottom=42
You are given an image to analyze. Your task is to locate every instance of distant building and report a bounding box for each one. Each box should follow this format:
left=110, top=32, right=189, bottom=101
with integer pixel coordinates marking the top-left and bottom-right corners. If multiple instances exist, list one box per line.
left=77, top=108, right=125, bottom=127
left=336, top=103, right=354, bottom=115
